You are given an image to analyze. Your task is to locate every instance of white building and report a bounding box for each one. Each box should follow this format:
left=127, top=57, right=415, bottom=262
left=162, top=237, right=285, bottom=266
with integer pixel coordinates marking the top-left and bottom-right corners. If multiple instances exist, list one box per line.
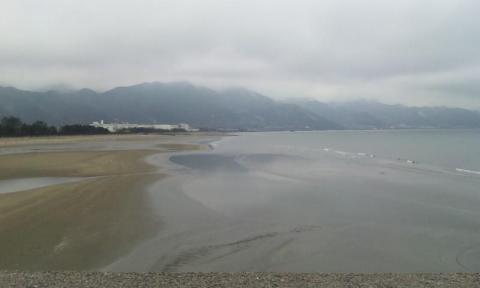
left=90, top=120, right=198, bottom=133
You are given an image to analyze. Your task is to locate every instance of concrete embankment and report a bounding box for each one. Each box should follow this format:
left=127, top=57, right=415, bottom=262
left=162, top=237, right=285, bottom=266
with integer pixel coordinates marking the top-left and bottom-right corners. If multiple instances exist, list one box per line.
left=0, top=272, right=479, bottom=287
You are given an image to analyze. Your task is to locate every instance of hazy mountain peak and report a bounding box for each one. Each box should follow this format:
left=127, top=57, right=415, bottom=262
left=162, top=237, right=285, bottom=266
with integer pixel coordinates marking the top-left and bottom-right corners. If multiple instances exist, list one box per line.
left=37, top=83, right=76, bottom=93
left=2, top=82, right=480, bottom=130
left=0, top=86, right=21, bottom=92
left=75, top=88, right=98, bottom=96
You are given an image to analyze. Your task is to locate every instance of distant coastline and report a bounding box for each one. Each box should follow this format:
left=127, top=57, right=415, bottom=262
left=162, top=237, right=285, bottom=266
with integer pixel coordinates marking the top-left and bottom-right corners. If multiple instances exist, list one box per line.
left=2, top=82, right=480, bottom=131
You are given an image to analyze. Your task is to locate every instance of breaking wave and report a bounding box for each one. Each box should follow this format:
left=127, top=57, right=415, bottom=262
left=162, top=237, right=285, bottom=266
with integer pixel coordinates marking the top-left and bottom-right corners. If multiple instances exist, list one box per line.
left=456, top=168, right=480, bottom=176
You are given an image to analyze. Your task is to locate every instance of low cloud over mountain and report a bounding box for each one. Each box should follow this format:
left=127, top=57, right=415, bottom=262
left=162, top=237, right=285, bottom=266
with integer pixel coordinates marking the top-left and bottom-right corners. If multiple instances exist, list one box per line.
left=2, top=82, right=480, bottom=130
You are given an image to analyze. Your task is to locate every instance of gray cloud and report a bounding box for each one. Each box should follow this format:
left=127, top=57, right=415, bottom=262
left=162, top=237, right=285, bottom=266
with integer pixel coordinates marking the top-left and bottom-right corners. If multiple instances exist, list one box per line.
left=1, top=0, right=480, bottom=108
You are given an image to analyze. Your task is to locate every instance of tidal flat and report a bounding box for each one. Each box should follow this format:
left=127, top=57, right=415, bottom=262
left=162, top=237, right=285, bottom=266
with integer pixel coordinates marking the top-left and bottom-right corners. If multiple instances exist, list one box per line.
left=0, top=134, right=212, bottom=270
left=108, top=130, right=480, bottom=273
left=1, top=131, right=480, bottom=273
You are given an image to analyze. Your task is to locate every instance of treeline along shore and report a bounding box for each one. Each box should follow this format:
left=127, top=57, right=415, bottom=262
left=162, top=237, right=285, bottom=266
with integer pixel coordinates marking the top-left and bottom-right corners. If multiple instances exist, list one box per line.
left=0, top=116, right=195, bottom=137
left=0, top=116, right=109, bottom=137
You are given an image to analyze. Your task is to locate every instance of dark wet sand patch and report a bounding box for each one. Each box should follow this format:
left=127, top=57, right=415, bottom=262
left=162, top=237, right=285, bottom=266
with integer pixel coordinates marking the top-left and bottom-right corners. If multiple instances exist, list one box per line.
left=169, top=154, right=247, bottom=172
left=157, top=143, right=208, bottom=151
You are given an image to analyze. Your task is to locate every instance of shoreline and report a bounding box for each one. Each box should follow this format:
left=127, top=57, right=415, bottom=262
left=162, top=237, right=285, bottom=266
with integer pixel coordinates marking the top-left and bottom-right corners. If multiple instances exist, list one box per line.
left=104, top=132, right=480, bottom=273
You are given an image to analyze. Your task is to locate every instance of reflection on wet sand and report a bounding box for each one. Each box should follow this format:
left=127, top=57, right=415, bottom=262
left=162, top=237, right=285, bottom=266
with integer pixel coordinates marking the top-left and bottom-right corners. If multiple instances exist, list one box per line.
left=0, top=177, right=87, bottom=194
left=110, top=133, right=480, bottom=272
left=2, top=132, right=480, bottom=272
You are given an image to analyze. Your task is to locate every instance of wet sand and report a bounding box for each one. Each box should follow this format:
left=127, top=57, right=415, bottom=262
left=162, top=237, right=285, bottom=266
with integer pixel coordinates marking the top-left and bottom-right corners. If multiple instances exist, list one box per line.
left=0, top=134, right=213, bottom=270
left=2, top=131, right=479, bottom=273
left=107, top=133, right=480, bottom=273
left=0, top=174, right=161, bottom=270
left=0, top=177, right=85, bottom=194
left=0, top=150, right=155, bottom=180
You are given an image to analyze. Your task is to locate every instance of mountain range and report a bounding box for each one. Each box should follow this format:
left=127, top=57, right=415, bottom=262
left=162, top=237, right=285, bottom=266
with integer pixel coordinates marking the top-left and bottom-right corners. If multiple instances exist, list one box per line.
left=292, top=99, right=480, bottom=130
left=1, top=82, right=480, bottom=130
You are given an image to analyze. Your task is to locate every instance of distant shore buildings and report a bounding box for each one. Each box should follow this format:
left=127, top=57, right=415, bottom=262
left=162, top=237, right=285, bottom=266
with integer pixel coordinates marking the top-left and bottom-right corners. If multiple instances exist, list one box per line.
left=90, top=120, right=198, bottom=133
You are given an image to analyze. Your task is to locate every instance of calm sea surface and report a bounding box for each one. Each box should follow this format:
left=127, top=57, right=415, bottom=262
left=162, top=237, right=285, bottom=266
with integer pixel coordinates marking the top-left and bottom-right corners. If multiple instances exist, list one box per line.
left=112, top=130, right=480, bottom=272
left=215, top=129, right=480, bottom=172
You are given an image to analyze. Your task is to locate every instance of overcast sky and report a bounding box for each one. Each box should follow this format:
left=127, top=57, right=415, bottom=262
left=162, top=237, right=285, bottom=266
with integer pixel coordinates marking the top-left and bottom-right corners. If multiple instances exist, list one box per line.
left=1, top=0, right=479, bottom=108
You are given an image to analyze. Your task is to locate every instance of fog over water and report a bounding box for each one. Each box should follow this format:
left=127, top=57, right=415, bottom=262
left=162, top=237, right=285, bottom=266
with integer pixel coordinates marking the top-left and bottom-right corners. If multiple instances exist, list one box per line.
left=108, top=130, right=480, bottom=272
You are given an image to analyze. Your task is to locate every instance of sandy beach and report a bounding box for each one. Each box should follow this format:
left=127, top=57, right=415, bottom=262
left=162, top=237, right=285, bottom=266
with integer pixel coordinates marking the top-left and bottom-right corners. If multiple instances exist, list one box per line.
left=0, top=134, right=214, bottom=270
left=2, top=131, right=480, bottom=273
left=0, top=134, right=173, bottom=148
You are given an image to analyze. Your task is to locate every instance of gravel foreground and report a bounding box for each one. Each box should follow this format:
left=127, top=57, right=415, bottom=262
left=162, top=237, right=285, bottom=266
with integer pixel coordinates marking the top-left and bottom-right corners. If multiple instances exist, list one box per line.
left=1, top=272, right=479, bottom=288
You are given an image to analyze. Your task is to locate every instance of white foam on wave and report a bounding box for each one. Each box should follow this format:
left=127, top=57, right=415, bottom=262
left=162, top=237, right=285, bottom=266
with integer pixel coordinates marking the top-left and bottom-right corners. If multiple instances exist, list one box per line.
left=320, top=147, right=376, bottom=160
left=357, top=152, right=376, bottom=158
left=397, top=158, right=417, bottom=164
left=456, top=168, right=480, bottom=176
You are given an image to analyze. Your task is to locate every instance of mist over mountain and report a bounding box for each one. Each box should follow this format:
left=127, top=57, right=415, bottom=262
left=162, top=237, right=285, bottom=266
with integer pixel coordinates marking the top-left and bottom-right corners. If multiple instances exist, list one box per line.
left=293, top=99, right=480, bottom=129
left=1, top=82, right=480, bottom=130
left=0, top=82, right=338, bottom=131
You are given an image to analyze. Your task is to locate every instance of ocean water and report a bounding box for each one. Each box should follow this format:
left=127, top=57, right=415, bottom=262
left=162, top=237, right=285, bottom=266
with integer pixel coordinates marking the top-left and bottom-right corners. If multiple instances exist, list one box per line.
left=111, top=130, right=480, bottom=272
left=214, top=129, right=480, bottom=172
